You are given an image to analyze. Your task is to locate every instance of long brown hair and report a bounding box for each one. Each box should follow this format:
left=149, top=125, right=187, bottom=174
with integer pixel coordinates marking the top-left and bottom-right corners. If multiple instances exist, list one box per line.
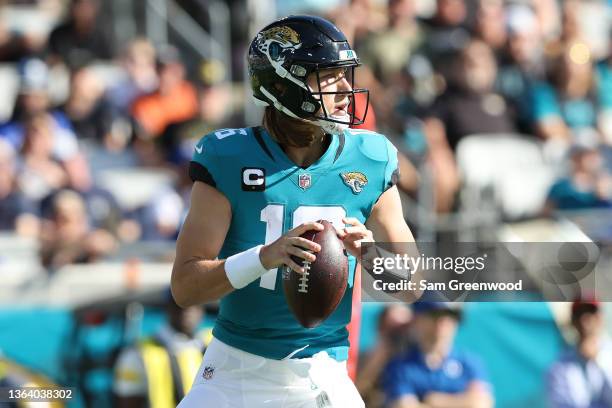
left=262, top=106, right=325, bottom=147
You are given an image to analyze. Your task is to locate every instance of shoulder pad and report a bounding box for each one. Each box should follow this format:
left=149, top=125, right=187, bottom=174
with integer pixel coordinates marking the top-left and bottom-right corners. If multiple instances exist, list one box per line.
left=194, top=128, right=252, bottom=157
left=344, top=128, right=391, bottom=162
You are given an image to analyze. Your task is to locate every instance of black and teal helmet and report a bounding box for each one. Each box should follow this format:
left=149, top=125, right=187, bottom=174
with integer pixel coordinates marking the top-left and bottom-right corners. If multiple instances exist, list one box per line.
left=247, top=15, right=369, bottom=133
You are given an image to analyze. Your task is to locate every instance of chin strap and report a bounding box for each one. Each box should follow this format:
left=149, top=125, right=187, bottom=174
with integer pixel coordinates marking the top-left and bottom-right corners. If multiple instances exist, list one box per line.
left=258, top=86, right=301, bottom=119
left=315, top=118, right=349, bottom=135
left=256, top=89, right=351, bottom=136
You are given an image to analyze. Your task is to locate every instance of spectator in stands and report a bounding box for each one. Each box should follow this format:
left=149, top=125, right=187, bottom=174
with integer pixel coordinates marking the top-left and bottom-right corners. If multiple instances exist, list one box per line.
left=545, top=143, right=612, bottom=211
left=113, top=291, right=208, bottom=408
left=0, top=58, right=91, bottom=192
left=155, top=79, right=230, bottom=237
left=357, top=0, right=426, bottom=125
left=358, top=0, right=424, bottom=88
left=61, top=65, right=125, bottom=150
left=422, top=0, right=470, bottom=83
left=357, top=305, right=413, bottom=408
left=139, top=185, right=186, bottom=241
left=383, top=302, right=493, bottom=408
left=47, top=0, right=113, bottom=68
left=106, top=38, right=159, bottom=115
left=497, top=4, right=546, bottom=134
left=424, top=39, right=517, bottom=212
left=532, top=0, right=562, bottom=43
left=39, top=184, right=130, bottom=243
left=0, top=140, right=39, bottom=237
left=331, top=0, right=387, bottom=50
left=428, top=39, right=518, bottom=150
left=547, top=300, right=612, bottom=407
left=557, top=1, right=585, bottom=49
left=472, top=0, right=507, bottom=58
left=0, top=20, right=46, bottom=62
left=39, top=189, right=117, bottom=270
left=159, top=61, right=236, bottom=165
left=17, top=112, right=69, bottom=202
left=530, top=42, right=611, bottom=144
left=131, top=46, right=199, bottom=140
left=596, top=38, right=612, bottom=145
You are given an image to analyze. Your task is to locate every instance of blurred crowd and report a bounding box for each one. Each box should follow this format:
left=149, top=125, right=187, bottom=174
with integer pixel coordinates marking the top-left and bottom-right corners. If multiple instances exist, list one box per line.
left=0, top=0, right=239, bottom=272
left=359, top=300, right=612, bottom=408
left=357, top=303, right=494, bottom=408
left=331, top=0, right=612, bottom=216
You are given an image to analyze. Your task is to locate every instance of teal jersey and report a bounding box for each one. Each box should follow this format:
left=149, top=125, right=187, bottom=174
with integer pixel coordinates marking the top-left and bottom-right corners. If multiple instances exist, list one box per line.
left=190, top=126, right=399, bottom=361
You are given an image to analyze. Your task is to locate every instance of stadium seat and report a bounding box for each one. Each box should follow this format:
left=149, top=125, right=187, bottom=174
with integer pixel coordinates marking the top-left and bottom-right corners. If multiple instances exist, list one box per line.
left=0, top=232, right=39, bottom=260
left=107, top=240, right=177, bottom=262
left=95, top=168, right=176, bottom=211
left=0, top=261, right=45, bottom=304
left=18, top=262, right=173, bottom=307
left=456, top=134, right=557, bottom=220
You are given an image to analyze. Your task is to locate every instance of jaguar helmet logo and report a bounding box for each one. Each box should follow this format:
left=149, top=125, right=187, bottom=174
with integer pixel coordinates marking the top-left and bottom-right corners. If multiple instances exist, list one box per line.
left=340, top=172, right=368, bottom=194
left=256, top=26, right=302, bottom=64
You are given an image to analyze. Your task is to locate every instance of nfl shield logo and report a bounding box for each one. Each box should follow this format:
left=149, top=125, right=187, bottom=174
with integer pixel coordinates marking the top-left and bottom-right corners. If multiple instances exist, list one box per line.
left=298, top=173, right=311, bottom=190
left=203, top=366, right=215, bottom=380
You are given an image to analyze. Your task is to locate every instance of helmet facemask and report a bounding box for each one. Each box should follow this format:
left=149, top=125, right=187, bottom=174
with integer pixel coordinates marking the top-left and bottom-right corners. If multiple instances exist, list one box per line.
left=257, top=63, right=370, bottom=136
left=306, top=64, right=369, bottom=135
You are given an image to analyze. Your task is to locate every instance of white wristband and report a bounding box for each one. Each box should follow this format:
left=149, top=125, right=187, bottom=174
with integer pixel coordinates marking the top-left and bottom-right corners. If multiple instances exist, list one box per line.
left=225, top=245, right=268, bottom=289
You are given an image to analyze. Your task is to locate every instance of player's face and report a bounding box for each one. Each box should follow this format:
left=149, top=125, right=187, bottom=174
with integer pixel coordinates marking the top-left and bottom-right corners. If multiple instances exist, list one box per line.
left=307, top=67, right=352, bottom=121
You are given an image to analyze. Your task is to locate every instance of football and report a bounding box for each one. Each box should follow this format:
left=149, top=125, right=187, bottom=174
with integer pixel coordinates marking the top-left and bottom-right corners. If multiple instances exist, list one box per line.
left=283, top=220, right=349, bottom=328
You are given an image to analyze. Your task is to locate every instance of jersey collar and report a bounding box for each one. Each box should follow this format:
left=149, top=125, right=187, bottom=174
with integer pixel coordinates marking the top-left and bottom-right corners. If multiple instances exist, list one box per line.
left=257, top=126, right=340, bottom=173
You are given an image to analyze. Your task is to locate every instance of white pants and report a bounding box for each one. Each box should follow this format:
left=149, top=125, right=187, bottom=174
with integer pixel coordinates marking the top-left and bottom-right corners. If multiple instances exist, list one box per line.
left=177, top=337, right=365, bottom=408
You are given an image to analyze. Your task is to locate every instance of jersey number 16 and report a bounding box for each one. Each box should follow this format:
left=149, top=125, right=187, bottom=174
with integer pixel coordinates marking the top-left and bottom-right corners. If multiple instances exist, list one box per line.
left=259, top=204, right=346, bottom=290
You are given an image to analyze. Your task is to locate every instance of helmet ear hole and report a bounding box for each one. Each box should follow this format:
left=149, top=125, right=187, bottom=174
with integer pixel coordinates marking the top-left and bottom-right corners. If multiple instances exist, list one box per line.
left=273, top=82, right=287, bottom=94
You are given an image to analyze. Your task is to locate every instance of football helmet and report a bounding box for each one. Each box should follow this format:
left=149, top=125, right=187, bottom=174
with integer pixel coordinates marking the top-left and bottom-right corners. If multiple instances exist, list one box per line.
left=247, top=15, right=369, bottom=134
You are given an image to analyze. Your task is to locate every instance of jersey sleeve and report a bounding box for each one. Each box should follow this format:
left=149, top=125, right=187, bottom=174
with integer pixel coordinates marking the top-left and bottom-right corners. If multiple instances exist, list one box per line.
left=383, top=139, right=400, bottom=192
left=350, top=130, right=402, bottom=214
left=189, top=134, right=219, bottom=187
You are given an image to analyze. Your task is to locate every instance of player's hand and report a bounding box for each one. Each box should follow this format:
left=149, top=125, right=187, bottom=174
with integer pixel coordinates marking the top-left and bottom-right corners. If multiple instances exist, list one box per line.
left=259, top=222, right=323, bottom=274
left=337, top=217, right=374, bottom=259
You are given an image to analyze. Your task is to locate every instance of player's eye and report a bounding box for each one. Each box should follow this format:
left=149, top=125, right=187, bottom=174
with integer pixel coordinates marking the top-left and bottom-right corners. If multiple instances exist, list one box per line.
left=320, top=72, right=336, bottom=81
left=326, top=69, right=346, bottom=82
left=333, top=68, right=347, bottom=80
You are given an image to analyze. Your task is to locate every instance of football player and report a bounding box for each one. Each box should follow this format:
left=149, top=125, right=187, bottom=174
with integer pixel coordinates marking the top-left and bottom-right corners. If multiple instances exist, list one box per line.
left=172, top=15, right=415, bottom=407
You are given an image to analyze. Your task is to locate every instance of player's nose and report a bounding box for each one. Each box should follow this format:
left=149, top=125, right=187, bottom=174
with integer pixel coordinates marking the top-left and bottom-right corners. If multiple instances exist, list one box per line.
left=338, top=76, right=352, bottom=92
